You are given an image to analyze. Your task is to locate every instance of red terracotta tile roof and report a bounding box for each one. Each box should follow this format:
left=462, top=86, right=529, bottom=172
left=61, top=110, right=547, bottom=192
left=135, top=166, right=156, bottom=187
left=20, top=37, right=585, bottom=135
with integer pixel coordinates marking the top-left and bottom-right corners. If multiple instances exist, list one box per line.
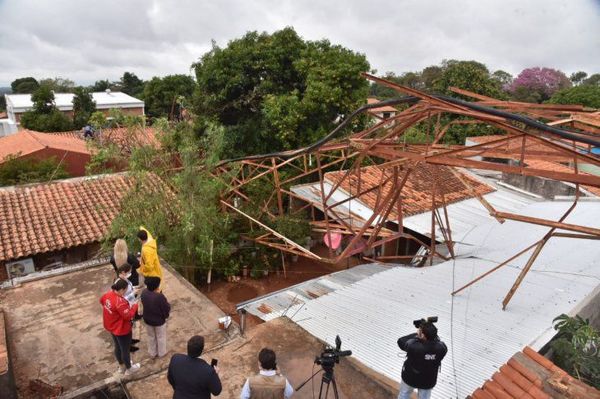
left=0, top=129, right=89, bottom=162
left=325, top=164, right=495, bottom=219
left=471, top=346, right=600, bottom=399
left=0, top=173, right=166, bottom=263
left=467, top=135, right=571, bottom=160
left=367, top=97, right=398, bottom=114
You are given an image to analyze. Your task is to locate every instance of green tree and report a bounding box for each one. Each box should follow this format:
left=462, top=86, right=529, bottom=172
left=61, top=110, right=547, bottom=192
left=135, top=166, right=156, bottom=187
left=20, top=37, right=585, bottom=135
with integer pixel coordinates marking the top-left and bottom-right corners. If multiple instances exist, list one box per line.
left=570, top=71, right=588, bottom=86
left=548, top=85, right=600, bottom=108
left=193, top=27, right=369, bottom=156
left=72, top=87, right=97, bottom=129
left=120, top=72, right=145, bottom=98
left=0, top=154, right=69, bottom=186
left=551, top=314, right=600, bottom=388
left=142, top=74, right=195, bottom=119
left=433, top=60, right=506, bottom=98
left=90, top=79, right=115, bottom=92
left=11, top=77, right=39, bottom=93
left=20, top=85, right=73, bottom=132
left=582, top=73, right=600, bottom=87
left=491, top=70, right=513, bottom=89
left=39, top=77, right=76, bottom=92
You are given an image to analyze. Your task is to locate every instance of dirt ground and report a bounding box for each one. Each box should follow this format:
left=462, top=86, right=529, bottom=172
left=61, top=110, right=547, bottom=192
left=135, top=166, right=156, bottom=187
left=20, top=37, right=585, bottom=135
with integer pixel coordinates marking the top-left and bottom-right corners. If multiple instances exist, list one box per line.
left=199, top=245, right=362, bottom=328
left=126, top=317, right=397, bottom=399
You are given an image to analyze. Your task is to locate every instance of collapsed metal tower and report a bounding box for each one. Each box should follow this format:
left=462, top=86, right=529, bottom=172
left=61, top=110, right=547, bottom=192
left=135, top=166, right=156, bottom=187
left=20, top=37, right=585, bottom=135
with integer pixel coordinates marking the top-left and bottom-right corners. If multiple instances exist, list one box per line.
left=215, top=74, right=600, bottom=309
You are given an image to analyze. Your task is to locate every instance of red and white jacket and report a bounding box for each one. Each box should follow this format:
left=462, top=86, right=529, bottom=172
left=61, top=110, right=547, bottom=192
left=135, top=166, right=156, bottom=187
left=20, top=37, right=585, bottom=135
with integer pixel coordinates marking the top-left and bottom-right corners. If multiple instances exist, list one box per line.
left=100, top=290, right=138, bottom=336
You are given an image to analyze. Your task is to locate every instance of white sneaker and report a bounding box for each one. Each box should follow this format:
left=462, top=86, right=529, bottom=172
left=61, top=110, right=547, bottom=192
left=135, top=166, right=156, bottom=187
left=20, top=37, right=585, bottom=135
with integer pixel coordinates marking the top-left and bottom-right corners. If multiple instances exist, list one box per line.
left=125, top=363, right=141, bottom=375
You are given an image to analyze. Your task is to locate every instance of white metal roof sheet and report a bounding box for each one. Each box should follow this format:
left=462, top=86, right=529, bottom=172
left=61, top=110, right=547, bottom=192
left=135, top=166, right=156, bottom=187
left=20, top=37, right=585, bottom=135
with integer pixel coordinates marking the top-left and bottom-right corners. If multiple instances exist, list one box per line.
left=6, top=91, right=143, bottom=111
left=282, top=200, right=600, bottom=398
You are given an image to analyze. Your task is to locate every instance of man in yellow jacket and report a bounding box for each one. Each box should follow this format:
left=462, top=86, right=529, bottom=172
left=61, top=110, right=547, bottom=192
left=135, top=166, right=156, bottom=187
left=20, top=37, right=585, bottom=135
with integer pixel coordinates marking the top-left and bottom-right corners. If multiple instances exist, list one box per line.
left=137, top=227, right=163, bottom=286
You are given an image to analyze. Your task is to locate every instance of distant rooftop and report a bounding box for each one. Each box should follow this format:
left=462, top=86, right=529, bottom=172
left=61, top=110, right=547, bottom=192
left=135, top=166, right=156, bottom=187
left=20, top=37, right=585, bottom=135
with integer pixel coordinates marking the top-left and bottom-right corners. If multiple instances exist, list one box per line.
left=5, top=91, right=143, bottom=112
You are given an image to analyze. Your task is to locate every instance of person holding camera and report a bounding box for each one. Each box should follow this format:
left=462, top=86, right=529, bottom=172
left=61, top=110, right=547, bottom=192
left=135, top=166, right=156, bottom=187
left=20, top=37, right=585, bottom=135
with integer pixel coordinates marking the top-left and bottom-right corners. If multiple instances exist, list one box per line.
left=397, top=319, right=447, bottom=399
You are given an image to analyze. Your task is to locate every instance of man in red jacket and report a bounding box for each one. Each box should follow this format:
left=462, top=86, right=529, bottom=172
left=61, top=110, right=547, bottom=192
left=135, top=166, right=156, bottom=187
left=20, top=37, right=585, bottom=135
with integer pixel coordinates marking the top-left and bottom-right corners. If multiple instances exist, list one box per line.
left=100, top=279, right=141, bottom=375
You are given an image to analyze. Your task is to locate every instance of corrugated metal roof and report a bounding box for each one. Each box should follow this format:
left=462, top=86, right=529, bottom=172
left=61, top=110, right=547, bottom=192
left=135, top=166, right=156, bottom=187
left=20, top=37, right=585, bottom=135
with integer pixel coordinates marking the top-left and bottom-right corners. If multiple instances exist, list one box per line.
left=281, top=200, right=600, bottom=398
left=7, top=91, right=143, bottom=111
left=239, top=263, right=389, bottom=321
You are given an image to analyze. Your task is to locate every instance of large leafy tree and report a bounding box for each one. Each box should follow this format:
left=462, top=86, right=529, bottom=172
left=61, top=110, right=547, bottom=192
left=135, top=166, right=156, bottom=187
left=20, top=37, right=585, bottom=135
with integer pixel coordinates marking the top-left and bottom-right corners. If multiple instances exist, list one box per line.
left=548, top=85, right=600, bottom=108
left=20, top=85, right=73, bottom=132
left=10, top=77, right=39, bottom=93
left=193, top=27, right=370, bottom=156
left=72, top=87, right=97, bottom=129
left=39, top=77, right=76, bottom=92
left=143, top=74, right=195, bottom=119
left=433, top=60, right=506, bottom=99
left=120, top=72, right=145, bottom=98
left=507, top=67, right=571, bottom=103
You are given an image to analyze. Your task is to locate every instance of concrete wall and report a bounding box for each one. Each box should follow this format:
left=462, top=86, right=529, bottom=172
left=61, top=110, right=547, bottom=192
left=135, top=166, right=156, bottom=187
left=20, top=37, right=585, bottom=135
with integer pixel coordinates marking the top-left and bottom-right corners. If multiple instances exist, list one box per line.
left=502, top=173, right=577, bottom=199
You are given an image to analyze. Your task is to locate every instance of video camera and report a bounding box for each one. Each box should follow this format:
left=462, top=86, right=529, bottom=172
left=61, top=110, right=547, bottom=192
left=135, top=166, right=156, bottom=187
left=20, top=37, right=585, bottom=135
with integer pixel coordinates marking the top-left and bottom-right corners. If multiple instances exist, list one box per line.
left=413, top=316, right=438, bottom=329
left=315, top=335, right=352, bottom=372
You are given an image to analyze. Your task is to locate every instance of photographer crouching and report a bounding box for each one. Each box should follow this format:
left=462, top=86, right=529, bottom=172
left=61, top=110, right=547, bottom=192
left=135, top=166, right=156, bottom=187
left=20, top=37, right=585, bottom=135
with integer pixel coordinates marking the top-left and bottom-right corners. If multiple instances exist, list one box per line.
left=397, top=317, right=447, bottom=399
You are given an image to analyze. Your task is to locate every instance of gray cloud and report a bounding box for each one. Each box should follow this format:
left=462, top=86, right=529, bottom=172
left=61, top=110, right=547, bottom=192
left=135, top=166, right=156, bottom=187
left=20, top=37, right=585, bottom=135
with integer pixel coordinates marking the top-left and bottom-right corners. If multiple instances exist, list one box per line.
left=0, top=0, right=598, bottom=86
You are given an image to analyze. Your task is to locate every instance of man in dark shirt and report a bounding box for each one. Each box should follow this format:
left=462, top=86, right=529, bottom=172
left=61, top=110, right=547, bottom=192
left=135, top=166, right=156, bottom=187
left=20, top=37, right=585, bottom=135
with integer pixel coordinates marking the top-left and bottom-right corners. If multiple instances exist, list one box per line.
left=397, top=322, right=447, bottom=399
left=168, top=335, right=222, bottom=399
left=141, top=276, right=170, bottom=357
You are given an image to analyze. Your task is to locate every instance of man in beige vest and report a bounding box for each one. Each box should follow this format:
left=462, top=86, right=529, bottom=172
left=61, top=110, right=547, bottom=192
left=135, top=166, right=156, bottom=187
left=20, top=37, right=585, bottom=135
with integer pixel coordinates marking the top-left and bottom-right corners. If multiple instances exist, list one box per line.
left=240, top=348, right=294, bottom=399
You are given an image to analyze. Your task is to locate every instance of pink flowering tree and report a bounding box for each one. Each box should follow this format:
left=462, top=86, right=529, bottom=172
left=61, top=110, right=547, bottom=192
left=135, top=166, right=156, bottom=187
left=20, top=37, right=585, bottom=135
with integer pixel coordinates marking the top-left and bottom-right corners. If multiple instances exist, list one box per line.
left=507, top=67, right=571, bottom=103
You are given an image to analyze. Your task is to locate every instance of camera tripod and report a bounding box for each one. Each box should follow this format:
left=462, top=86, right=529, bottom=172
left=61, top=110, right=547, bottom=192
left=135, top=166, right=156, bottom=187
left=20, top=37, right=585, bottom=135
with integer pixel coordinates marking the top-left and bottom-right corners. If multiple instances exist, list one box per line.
left=296, top=364, right=340, bottom=399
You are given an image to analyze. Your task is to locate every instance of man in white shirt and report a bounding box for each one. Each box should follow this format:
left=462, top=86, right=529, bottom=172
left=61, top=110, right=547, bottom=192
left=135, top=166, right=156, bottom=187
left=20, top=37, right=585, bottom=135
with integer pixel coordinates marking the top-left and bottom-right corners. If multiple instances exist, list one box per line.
left=240, top=348, right=294, bottom=399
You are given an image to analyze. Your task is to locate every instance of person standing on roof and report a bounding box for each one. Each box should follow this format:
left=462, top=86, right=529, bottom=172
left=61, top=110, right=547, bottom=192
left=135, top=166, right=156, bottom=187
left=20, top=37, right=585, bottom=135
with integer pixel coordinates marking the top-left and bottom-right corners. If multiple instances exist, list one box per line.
left=111, top=239, right=141, bottom=287
left=138, top=226, right=163, bottom=287
left=240, top=348, right=294, bottom=399
left=100, top=279, right=141, bottom=376
left=397, top=321, right=447, bottom=399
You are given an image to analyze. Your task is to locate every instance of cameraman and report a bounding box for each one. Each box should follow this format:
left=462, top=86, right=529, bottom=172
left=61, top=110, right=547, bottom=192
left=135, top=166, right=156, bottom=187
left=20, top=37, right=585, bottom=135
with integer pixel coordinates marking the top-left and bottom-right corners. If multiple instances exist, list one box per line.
left=397, top=321, right=447, bottom=399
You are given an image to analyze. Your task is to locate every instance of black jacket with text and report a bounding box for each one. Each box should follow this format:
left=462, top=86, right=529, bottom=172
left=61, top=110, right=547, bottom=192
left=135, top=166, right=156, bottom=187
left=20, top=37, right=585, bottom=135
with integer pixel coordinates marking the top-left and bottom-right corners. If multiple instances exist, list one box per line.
left=397, top=333, right=447, bottom=389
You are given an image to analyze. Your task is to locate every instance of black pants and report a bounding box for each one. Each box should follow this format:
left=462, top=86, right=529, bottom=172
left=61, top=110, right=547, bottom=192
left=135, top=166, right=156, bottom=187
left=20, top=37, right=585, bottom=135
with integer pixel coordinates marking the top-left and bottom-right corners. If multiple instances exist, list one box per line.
left=111, top=332, right=132, bottom=369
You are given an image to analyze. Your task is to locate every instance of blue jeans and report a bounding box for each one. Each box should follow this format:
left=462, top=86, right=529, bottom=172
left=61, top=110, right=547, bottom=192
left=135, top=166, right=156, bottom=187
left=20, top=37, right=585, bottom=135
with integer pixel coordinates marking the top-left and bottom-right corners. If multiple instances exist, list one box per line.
left=398, top=380, right=432, bottom=399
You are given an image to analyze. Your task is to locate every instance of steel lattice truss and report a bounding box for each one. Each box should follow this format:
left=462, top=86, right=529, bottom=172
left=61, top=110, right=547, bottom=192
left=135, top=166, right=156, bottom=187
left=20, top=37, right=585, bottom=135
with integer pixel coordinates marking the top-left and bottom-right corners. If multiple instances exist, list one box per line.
left=214, top=74, right=600, bottom=309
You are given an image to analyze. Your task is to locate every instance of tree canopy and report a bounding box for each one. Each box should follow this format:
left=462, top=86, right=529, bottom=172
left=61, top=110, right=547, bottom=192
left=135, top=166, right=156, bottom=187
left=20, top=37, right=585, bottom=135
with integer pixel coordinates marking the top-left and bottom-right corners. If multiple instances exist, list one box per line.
left=193, top=27, right=370, bottom=157
left=548, top=85, right=600, bottom=108
left=11, top=77, right=39, bottom=94
left=143, top=74, right=195, bottom=119
left=39, top=77, right=76, bottom=93
left=72, top=87, right=97, bottom=129
left=20, top=85, right=73, bottom=132
left=120, top=72, right=145, bottom=98
left=507, top=67, right=571, bottom=103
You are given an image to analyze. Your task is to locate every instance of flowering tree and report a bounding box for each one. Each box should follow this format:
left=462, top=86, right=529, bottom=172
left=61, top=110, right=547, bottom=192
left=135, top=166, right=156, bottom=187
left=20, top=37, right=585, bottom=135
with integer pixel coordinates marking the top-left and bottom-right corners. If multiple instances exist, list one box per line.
left=507, top=67, right=571, bottom=103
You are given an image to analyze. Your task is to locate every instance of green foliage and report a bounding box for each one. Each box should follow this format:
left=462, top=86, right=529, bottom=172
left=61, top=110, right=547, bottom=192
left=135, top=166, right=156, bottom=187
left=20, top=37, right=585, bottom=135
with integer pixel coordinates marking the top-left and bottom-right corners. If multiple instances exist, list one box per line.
left=20, top=109, right=73, bottom=132
left=11, top=77, right=39, bottom=93
left=570, top=71, right=588, bottom=86
left=433, top=60, right=506, bottom=99
left=88, top=111, right=108, bottom=130
left=20, top=85, right=73, bottom=132
left=85, top=142, right=121, bottom=175
left=120, top=72, right=145, bottom=98
left=0, top=154, right=69, bottom=186
left=90, top=79, right=113, bottom=92
left=39, top=77, right=75, bottom=93
left=72, top=87, right=97, bottom=129
left=583, top=74, right=600, bottom=87
left=272, top=215, right=311, bottom=243
left=193, top=27, right=370, bottom=157
left=548, top=85, right=600, bottom=108
left=142, top=74, right=195, bottom=119
left=551, top=314, right=600, bottom=388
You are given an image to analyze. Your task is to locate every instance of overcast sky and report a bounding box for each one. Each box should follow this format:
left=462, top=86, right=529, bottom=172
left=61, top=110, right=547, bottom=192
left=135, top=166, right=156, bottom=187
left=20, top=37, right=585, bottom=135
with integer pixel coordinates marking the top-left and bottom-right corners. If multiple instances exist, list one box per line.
left=0, top=0, right=598, bottom=86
